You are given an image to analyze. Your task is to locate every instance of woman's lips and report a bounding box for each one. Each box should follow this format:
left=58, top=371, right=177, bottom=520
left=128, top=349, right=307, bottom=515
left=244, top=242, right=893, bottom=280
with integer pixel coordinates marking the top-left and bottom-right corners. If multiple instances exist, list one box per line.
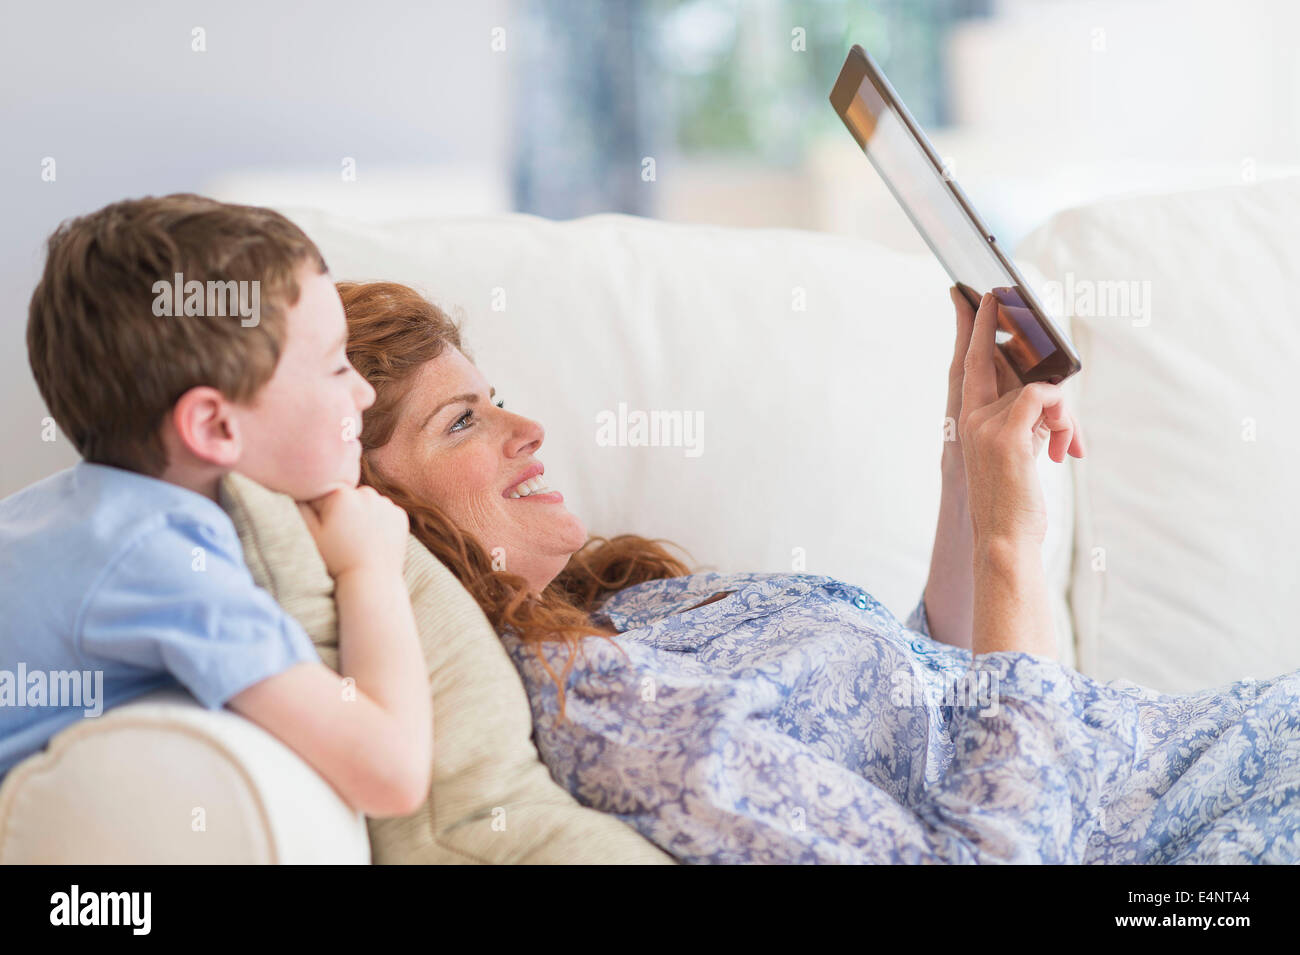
left=502, top=462, right=545, bottom=498
left=509, top=490, right=564, bottom=503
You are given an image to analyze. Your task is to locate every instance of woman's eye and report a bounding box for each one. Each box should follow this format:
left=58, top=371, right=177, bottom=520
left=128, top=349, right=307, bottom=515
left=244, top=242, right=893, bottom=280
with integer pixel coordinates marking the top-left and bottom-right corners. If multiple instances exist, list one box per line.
left=450, top=398, right=503, bottom=433
left=334, top=366, right=349, bottom=376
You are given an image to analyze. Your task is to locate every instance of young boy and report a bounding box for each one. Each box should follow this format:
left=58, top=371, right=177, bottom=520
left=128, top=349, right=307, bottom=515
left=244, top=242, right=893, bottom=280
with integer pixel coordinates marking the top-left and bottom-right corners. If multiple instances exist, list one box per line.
left=0, top=194, right=432, bottom=818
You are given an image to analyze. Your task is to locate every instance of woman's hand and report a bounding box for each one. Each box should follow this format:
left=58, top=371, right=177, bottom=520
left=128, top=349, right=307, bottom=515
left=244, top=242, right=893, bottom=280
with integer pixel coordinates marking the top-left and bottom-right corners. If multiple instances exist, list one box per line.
left=920, top=288, right=1085, bottom=652
left=944, top=287, right=1084, bottom=480
left=959, top=290, right=1085, bottom=547
left=943, top=288, right=1019, bottom=477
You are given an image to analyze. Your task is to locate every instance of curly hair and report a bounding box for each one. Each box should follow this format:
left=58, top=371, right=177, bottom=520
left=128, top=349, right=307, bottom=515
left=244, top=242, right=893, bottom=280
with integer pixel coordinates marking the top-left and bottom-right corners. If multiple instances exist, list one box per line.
left=336, top=280, right=696, bottom=721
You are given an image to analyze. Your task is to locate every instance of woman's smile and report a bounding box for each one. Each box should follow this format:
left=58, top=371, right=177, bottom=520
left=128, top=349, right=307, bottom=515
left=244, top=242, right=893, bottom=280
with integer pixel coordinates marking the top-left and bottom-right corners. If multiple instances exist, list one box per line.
left=501, top=463, right=564, bottom=502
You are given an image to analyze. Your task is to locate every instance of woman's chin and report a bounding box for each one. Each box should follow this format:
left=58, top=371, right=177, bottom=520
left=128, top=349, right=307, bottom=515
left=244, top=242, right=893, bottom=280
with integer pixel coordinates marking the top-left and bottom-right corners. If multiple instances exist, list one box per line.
left=554, top=508, right=589, bottom=549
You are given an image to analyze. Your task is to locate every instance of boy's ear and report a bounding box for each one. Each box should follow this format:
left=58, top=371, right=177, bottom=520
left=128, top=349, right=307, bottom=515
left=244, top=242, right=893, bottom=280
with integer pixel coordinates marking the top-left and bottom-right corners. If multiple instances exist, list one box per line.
left=170, top=385, right=241, bottom=468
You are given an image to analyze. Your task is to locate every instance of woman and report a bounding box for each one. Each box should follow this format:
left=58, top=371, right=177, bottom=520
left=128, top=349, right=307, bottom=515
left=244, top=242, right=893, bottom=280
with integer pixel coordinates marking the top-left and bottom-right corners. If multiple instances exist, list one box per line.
left=339, top=280, right=1300, bottom=864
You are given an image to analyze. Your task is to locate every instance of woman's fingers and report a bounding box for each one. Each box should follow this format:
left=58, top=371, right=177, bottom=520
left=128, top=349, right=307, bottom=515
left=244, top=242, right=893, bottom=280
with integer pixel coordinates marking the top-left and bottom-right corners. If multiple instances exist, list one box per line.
left=1052, top=411, right=1085, bottom=460
left=951, top=285, right=1088, bottom=463
left=963, top=292, right=1001, bottom=411
left=1007, top=383, right=1074, bottom=462
left=953, top=286, right=1024, bottom=399
left=949, top=286, right=976, bottom=367
left=992, top=346, right=1022, bottom=397
left=1068, top=417, right=1086, bottom=458
left=1049, top=421, right=1072, bottom=463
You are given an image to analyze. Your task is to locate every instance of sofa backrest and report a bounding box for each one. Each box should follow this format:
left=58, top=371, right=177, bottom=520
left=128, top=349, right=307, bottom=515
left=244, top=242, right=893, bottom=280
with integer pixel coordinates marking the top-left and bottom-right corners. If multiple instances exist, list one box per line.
left=1016, top=175, right=1300, bottom=690
left=281, top=207, right=1078, bottom=663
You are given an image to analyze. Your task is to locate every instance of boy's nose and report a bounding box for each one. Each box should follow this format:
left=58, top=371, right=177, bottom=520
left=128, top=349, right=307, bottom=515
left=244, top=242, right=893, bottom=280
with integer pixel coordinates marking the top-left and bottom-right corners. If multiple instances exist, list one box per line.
left=355, top=375, right=377, bottom=411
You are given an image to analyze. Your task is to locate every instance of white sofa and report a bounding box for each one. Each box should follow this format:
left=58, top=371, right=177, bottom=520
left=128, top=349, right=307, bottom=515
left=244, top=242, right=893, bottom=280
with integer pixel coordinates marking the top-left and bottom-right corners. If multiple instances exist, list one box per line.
left=3, top=175, right=1296, bottom=862
left=0, top=688, right=370, bottom=863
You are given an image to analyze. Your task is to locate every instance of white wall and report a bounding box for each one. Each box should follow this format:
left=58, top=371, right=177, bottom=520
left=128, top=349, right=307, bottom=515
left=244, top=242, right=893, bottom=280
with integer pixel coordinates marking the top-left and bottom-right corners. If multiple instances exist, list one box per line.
left=4, top=0, right=1298, bottom=495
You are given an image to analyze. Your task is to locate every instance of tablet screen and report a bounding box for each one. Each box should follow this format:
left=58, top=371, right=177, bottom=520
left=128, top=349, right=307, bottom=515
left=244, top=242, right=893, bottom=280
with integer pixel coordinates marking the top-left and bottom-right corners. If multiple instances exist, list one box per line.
left=834, top=58, right=1072, bottom=382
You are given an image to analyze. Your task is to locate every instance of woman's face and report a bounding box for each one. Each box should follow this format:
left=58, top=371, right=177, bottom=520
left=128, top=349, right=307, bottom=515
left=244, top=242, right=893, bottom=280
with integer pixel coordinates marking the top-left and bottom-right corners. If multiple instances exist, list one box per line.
left=367, top=346, right=588, bottom=594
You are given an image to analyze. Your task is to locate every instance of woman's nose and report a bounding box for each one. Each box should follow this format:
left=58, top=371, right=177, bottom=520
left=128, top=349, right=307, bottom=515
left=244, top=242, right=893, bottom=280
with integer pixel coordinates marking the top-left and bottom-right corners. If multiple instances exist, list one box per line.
left=510, top=412, right=544, bottom=448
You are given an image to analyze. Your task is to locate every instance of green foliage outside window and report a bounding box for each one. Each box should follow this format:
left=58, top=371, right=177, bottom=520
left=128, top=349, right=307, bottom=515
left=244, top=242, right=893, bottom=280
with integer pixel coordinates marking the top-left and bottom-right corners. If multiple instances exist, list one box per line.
left=652, top=0, right=965, bottom=161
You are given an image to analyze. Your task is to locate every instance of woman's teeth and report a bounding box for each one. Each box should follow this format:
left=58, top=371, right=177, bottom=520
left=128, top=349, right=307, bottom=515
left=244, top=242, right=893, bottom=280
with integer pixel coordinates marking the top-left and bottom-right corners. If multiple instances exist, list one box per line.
left=508, top=476, right=554, bottom=499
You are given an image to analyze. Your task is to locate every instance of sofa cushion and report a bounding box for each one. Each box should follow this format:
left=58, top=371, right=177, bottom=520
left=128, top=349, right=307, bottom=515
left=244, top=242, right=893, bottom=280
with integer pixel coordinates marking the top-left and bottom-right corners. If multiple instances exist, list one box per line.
left=1016, top=176, right=1300, bottom=691
left=219, top=471, right=677, bottom=864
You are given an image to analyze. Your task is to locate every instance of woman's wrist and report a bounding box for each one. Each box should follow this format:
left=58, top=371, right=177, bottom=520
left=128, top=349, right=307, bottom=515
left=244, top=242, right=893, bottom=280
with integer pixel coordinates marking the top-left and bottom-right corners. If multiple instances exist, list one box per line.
left=940, top=449, right=968, bottom=496
left=974, top=534, right=1040, bottom=575
left=920, top=450, right=976, bottom=651
left=971, top=535, right=1055, bottom=658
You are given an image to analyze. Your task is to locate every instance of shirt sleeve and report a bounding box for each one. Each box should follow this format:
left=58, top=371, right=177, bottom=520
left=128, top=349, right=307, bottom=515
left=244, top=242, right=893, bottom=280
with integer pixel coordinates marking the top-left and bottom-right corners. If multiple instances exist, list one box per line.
left=78, top=514, right=321, bottom=709
left=904, top=592, right=932, bottom=637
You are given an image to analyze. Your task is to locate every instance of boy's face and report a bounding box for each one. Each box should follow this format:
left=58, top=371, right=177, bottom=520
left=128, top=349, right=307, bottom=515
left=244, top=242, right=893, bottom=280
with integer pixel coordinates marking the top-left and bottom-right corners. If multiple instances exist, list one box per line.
left=232, top=263, right=376, bottom=501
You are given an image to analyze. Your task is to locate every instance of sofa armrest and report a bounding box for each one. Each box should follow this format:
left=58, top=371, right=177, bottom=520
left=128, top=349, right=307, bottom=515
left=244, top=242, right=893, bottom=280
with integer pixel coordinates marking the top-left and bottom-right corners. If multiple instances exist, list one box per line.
left=0, top=687, right=371, bottom=863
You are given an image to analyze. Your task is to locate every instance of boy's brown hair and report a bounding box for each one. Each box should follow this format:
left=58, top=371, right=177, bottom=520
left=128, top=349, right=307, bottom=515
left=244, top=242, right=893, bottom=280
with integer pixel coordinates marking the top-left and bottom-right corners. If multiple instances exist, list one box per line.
left=27, top=194, right=328, bottom=476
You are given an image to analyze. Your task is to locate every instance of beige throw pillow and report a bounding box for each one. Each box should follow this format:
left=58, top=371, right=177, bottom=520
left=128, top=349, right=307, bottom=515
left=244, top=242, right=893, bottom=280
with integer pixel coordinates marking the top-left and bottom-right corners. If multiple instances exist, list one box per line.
left=219, top=471, right=677, bottom=864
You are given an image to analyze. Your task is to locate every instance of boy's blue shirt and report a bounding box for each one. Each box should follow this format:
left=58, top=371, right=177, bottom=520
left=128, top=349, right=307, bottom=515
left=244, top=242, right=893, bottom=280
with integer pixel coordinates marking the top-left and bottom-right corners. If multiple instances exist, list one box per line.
left=0, top=461, right=320, bottom=780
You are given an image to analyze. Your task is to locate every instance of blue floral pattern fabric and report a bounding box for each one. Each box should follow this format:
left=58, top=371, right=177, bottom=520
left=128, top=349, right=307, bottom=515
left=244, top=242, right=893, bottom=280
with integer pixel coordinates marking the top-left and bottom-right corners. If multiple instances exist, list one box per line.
left=499, top=571, right=1300, bottom=864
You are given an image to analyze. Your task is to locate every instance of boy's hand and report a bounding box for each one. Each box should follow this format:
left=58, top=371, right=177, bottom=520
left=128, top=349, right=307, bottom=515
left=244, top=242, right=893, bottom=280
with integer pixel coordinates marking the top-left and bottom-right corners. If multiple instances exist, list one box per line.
left=297, top=485, right=410, bottom=580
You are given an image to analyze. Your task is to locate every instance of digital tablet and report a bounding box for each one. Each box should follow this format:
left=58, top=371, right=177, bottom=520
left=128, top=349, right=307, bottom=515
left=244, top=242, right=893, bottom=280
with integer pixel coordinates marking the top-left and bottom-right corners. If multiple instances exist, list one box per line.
left=829, top=44, right=1081, bottom=385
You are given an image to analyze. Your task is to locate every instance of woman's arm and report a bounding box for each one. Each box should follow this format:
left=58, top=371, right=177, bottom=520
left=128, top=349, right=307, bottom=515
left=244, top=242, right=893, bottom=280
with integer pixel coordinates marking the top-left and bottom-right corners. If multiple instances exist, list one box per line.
left=972, top=535, right=1055, bottom=658
left=958, top=291, right=1082, bottom=658
left=919, top=287, right=1021, bottom=650
left=919, top=456, right=975, bottom=650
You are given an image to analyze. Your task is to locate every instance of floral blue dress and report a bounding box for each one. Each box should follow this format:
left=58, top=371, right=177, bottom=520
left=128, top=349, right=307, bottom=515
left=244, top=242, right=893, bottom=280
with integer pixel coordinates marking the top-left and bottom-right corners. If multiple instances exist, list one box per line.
left=499, top=571, right=1300, bottom=864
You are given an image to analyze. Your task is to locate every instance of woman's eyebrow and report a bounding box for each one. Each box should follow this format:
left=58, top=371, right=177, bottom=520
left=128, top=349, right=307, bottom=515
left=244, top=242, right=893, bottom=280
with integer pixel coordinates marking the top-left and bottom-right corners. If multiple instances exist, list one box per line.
left=419, top=386, right=496, bottom=433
